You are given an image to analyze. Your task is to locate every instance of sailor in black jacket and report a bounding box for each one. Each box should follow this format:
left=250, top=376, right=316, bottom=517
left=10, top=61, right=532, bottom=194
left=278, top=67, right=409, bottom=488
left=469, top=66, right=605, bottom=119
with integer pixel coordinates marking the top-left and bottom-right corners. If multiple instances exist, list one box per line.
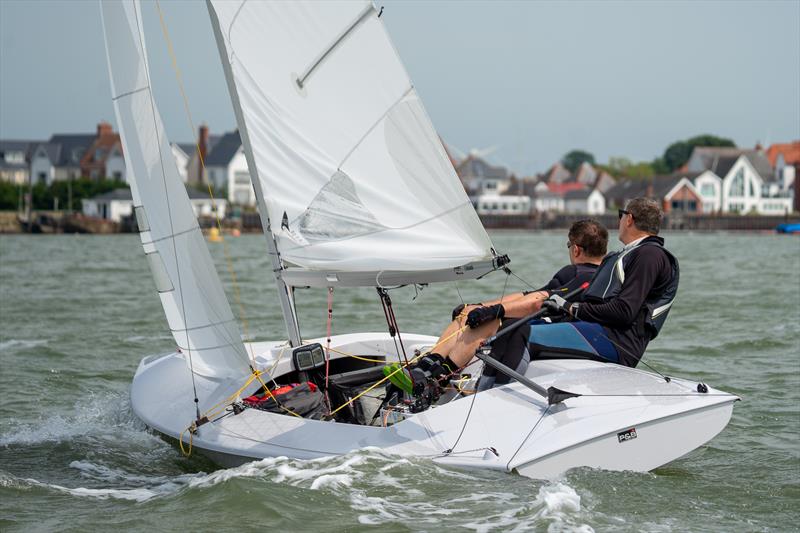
left=541, top=197, right=679, bottom=367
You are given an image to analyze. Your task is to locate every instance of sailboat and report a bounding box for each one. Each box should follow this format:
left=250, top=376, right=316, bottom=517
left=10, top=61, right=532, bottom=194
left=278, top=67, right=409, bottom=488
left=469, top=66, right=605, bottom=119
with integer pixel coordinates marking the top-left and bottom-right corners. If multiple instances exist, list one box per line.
left=100, top=0, right=738, bottom=479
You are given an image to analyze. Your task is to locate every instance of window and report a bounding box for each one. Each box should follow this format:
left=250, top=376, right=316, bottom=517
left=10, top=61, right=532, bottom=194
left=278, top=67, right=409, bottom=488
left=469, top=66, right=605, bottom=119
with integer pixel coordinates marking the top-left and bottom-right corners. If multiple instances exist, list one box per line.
left=729, top=168, right=745, bottom=197
left=485, top=181, right=497, bottom=190
left=113, top=171, right=122, bottom=180
left=701, top=183, right=715, bottom=196
left=234, top=171, right=250, bottom=185
left=94, top=148, right=106, bottom=160
left=38, top=172, right=46, bottom=184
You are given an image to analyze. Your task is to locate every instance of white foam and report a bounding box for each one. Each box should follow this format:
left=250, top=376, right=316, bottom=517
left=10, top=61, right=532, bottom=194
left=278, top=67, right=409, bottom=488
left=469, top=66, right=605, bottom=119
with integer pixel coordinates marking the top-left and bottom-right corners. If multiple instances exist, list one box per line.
left=0, top=339, right=48, bottom=351
left=0, top=391, right=154, bottom=447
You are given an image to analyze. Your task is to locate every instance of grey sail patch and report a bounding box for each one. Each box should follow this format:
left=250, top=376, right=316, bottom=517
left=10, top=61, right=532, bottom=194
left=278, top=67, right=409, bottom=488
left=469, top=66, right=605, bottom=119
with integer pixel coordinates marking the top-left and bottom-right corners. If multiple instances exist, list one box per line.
left=145, top=251, right=174, bottom=293
left=294, top=170, right=386, bottom=243
left=134, top=205, right=150, bottom=232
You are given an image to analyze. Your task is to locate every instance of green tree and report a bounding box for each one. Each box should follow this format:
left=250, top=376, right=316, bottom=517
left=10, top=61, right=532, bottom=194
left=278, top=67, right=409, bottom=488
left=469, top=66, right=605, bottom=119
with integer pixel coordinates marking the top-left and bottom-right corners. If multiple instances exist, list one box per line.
left=561, top=150, right=595, bottom=173
left=598, top=157, right=654, bottom=180
left=0, top=182, right=24, bottom=210
left=662, top=134, right=736, bottom=172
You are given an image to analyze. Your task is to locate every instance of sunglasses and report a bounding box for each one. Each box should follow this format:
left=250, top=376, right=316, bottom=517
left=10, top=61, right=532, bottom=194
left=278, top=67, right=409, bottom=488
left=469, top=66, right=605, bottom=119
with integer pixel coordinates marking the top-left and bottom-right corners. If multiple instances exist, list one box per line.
left=566, top=241, right=580, bottom=249
left=618, top=209, right=634, bottom=220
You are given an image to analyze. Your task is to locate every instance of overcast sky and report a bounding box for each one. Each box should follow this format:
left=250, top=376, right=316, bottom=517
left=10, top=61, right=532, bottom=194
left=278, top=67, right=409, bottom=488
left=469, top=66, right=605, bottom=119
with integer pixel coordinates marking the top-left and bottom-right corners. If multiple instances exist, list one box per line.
left=1, top=0, right=798, bottom=176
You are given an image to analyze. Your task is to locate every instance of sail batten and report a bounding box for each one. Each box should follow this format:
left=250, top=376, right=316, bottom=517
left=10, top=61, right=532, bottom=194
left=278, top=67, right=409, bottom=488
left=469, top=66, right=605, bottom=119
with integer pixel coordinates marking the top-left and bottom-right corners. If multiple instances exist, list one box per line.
left=101, top=0, right=250, bottom=377
left=207, top=0, right=495, bottom=281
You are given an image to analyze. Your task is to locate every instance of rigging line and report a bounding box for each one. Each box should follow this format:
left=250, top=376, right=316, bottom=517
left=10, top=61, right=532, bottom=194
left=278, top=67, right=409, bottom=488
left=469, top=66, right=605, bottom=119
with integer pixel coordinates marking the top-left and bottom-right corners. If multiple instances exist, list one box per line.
left=324, top=287, right=334, bottom=412
left=508, top=270, right=537, bottom=291
left=327, top=324, right=468, bottom=417
left=443, top=360, right=483, bottom=455
left=506, top=404, right=551, bottom=471
left=133, top=5, right=199, bottom=420
left=155, top=0, right=257, bottom=367
left=444, top=270, right=511, bottom=454
left=453, top=281, right=465, bottom=306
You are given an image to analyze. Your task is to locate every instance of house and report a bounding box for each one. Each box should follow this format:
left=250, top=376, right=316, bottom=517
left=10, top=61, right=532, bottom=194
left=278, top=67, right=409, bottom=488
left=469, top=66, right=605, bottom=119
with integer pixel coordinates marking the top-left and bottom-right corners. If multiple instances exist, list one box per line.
left=564, top=188, right=606, bottom=215
left=690, top=170, right=723, bottom=213
left=0, top=140, right=38, bottom=184
left=765, top=140, right=799, bottom=191
left=605, top=175, right=702, bottom=214
left=474, top=194, right=531, bottom=215
left=48, top=133, right=96, bottom=182
left=80, top=122, right=125, bottom=181
left=455, top=155, right=511, bottom=196
left=29, top=142, right=60, bottom=185
left=685, top=146, right=792, bottom=214
left=543, top=162, right=572, bottom=184
left=203, top=130, right=256, bottom=206
left=82, top=186, right=227, bottom=223
left=22, top=122, right=128, bottom=185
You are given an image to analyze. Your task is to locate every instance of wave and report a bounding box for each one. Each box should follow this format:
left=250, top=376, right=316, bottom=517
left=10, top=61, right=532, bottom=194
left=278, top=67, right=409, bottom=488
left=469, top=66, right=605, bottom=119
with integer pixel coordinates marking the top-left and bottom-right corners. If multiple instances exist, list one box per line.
left=0, top=339, right=48, bottom=352
left=5, top=449, right=593, bottom=531
left=0, top=391, right=152, bottom=448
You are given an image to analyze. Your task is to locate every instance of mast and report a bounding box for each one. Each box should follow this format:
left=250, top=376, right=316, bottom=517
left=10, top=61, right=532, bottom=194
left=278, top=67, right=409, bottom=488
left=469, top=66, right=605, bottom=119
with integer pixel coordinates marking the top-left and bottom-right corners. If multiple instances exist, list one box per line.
left=206, top=0, right=302, bottom=346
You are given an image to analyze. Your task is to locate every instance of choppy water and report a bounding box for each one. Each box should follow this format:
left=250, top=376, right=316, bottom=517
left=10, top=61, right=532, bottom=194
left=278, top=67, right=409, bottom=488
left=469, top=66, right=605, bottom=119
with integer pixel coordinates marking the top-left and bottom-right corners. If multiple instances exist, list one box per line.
left=1, top=231, right=798, bottom=532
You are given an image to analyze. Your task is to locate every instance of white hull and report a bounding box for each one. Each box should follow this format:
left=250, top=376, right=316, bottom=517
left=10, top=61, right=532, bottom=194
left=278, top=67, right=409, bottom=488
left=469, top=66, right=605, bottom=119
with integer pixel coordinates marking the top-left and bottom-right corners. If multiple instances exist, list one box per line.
left=131, top=333, right=737, bottom=479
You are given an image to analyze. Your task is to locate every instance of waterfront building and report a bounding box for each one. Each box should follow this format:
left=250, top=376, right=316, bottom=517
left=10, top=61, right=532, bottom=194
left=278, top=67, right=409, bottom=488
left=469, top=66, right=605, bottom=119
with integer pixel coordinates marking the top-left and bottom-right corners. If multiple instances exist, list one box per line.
left=605, top=175, right=702, bottom=215
left=474, top=194, right=531, bottom=215
left=202, top=130, right=256, bottom=206
left=0, top=140, right=38, bottom=185
left=456, top=154, right=512, bottom=197
left=686, top=146, right=793, bottom=214
left=82, top=186, right=227, bottom=223
left=564, top=188, right=606, bottom=215
left=765, top=141, right=799, bottom=192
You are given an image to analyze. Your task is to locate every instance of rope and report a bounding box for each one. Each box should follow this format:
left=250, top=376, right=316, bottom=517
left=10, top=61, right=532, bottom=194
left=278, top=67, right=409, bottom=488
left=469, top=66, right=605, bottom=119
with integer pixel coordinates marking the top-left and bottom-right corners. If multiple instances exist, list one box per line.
left=155, top=0, right=257, bottom=367
left=327, top=323, right=469, bottom=417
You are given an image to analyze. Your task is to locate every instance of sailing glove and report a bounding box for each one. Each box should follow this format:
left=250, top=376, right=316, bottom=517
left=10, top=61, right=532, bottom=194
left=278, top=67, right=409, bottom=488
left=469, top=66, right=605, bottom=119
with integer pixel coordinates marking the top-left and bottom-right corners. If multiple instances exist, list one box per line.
left=542, top=294, right=574, bottom=317
left=452, top=302, right=482, bottom=321
left=466, top=304, right=505, bottom=328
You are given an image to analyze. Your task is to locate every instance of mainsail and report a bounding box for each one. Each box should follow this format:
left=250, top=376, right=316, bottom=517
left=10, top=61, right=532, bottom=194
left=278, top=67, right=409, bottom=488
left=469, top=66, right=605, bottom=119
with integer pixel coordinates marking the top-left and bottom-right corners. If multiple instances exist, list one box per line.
left=100, top=0, right=250, bottom=378
left=207, top=1, right=497, bottom=286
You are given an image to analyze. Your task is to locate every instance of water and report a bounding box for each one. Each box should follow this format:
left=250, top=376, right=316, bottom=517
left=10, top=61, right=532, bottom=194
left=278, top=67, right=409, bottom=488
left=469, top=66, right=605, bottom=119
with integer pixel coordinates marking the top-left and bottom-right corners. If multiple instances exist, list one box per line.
left=1, top=231, right=798, bottom=532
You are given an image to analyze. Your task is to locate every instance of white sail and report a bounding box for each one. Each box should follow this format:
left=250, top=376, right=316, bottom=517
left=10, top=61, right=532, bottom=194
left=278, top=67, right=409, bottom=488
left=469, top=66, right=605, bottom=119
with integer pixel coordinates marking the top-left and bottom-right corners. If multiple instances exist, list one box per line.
left=207, top=0, right=496, bottom=283
left=100, top=0, right=250, bottom=378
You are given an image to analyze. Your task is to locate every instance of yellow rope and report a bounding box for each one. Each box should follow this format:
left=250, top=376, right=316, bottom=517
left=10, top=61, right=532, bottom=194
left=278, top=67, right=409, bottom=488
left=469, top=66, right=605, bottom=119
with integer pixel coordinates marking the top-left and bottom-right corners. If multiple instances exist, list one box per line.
left=328, top=324, right=468, bottom=416
left=154, top=0, right=258, bottom=367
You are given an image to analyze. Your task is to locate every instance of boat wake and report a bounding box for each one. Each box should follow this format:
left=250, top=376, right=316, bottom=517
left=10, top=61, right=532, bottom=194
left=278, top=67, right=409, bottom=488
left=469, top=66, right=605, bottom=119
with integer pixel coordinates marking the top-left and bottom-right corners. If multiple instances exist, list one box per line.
left=0, top=390, right=151, bottom=448
left=3, top=447, right=596, bottom=531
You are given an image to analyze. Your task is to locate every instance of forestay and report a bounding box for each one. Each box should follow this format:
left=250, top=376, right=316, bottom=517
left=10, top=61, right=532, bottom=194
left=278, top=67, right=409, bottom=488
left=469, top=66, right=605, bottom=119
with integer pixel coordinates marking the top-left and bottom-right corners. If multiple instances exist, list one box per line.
left=207, top=0, right=496, bottom=283
left=100, top=0, right=250, bottom=378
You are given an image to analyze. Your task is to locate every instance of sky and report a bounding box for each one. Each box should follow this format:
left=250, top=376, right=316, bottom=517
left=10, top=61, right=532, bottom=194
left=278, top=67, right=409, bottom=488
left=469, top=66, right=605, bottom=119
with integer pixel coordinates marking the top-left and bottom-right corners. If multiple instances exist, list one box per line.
left=1, top=0, right=798, bottom=177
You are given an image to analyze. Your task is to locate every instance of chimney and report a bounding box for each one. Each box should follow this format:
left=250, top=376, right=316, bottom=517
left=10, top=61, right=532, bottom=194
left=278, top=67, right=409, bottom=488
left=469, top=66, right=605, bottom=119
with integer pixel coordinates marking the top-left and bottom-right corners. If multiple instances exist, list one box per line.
left=97, top=121, right=113, bottom=138
left=646, top=180, right=654, bottom=199
left=197, top=124, right=209, bottom=183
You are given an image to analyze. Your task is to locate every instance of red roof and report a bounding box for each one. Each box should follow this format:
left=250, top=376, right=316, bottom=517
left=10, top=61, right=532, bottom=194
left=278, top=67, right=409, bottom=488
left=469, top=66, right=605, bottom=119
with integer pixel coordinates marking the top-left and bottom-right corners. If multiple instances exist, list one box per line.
left=765, top=141, right=800, bottom=167
left=547, top=182, right=587, bottom=195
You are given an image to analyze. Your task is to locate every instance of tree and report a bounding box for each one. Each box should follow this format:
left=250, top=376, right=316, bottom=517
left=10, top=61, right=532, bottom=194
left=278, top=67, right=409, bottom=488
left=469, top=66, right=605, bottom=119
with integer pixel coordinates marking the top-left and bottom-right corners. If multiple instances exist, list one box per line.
left=662, top=134, right=736, bottom=172
left=561, top=150, right=595, bottom=172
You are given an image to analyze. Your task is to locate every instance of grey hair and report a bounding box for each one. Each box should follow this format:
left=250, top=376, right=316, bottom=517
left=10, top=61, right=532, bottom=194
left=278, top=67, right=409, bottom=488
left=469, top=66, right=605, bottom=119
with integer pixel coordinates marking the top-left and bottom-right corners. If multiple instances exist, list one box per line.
left=625, top=197, right=663, bottom=235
